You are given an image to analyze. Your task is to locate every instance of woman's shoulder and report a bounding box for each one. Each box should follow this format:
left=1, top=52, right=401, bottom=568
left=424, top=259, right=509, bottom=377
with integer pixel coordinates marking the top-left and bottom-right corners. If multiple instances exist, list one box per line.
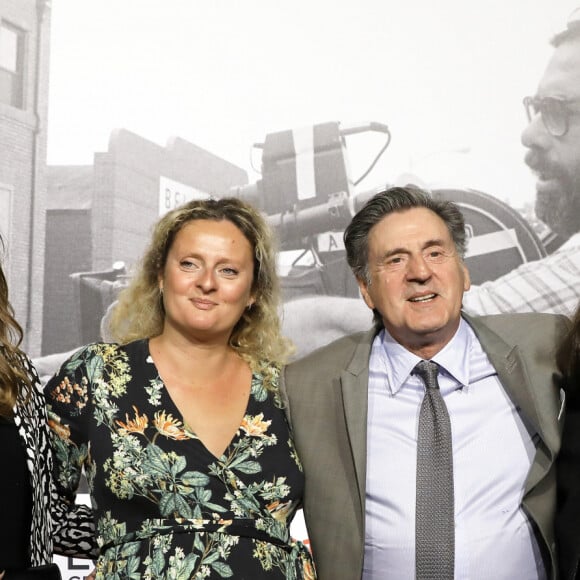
left=252, top=359, right=282, bottom=381
left=14, top=353, right=46, bottom=421
left=67, top=339, right=146, bottom=360
left=16, top=350, right=41, bottom=384
left=250, top=360, right=284, bottom=404
left=44, top=340, right=140, bottom=381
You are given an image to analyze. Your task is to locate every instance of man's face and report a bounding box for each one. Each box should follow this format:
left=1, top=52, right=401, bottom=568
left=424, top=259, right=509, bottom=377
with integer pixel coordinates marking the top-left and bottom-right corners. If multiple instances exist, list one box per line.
left=357, top=207, right=470, bottom=359
left=521, top=36, right=580, bottom=240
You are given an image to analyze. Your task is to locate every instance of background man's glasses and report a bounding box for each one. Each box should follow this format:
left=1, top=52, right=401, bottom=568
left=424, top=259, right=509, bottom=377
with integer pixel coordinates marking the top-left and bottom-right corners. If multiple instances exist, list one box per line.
left=523, top=95, right=580, bottom=137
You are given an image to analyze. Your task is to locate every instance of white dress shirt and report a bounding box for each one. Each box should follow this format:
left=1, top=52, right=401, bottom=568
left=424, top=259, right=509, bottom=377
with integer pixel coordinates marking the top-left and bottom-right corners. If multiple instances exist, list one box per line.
left=363, top=318, right=546, bottom=580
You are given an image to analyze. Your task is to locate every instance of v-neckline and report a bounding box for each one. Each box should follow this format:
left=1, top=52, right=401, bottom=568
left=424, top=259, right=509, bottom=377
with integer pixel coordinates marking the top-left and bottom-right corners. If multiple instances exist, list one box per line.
left=144, top=340, right=254, bottom=461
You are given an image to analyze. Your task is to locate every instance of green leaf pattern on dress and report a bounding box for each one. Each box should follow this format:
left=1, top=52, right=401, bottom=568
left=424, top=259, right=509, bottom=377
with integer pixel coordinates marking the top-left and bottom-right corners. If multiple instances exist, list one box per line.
left=46, top=343, right=313, bottom=579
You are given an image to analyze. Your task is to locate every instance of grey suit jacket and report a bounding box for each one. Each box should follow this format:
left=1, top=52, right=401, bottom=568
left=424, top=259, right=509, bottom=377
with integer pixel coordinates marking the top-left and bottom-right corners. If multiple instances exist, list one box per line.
left=282, top=312, right=569, bottom=580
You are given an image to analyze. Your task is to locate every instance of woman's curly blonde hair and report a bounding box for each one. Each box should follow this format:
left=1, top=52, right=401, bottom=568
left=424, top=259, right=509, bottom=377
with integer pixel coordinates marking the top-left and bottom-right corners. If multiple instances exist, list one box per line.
left=0, top=237, right=36, bottom=416
left=107, top=197, right=293, bottom=386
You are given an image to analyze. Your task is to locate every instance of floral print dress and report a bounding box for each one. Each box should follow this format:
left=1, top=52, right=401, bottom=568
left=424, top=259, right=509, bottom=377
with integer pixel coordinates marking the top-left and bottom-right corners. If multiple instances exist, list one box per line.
left=45, top=340, right=315, bottom=580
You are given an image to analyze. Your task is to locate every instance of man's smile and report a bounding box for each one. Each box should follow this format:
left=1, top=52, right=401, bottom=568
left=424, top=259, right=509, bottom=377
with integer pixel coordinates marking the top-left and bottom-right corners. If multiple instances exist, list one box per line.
left=408, top=293, right=437, bottom=303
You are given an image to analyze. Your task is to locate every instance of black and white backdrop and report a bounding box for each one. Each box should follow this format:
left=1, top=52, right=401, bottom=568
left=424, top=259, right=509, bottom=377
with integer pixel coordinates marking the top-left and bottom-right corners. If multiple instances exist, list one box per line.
left=42, top=1, right=579, bottom=576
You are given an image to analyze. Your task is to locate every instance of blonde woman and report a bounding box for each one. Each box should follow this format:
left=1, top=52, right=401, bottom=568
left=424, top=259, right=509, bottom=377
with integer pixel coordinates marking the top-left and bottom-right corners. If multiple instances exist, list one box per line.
left=45, top=198, right=315, bottom=579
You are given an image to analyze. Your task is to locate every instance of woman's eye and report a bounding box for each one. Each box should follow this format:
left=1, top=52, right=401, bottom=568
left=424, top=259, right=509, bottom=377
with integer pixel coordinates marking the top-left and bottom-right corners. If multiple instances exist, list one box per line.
left=221, top=267, right=238, bottom=276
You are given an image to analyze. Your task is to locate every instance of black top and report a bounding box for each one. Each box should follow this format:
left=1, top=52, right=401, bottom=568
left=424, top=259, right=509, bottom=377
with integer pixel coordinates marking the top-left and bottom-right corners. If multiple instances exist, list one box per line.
left=0, top=415, right=32, bottom=570
left=556, top=382, right=580, bottom=580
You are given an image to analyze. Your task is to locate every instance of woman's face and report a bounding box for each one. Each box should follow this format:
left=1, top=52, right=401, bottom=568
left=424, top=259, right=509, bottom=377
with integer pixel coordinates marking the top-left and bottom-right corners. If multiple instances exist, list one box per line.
left=159, top=219, right=255, bottom=344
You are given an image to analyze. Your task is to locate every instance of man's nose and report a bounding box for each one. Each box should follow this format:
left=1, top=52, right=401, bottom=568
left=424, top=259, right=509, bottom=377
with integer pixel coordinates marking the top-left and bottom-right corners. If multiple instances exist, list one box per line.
left=406, top=255, right=432, bottom=281
left=521, top=110, right=551, bottom=150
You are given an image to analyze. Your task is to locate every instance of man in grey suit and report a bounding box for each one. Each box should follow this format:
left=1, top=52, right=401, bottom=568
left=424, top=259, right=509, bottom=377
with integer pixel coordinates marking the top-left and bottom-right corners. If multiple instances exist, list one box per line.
left=283, top=186, right=568, bottom=579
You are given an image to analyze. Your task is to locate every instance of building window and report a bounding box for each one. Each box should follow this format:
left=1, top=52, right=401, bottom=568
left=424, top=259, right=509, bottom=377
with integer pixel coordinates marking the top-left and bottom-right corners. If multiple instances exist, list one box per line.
left=0, top=184, right=12, bottom=277
left=0, top=21, right=25, bottom=109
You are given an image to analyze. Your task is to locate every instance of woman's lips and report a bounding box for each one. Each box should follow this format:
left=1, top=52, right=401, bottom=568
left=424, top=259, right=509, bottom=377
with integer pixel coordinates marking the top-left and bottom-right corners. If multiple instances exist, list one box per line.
left=191, top=298, right=216, bottom=309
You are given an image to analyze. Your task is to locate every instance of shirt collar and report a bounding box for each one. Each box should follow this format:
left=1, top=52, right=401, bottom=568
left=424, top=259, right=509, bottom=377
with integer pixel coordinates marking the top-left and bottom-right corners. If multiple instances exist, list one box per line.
left=380, top=317, right=479, bottom=395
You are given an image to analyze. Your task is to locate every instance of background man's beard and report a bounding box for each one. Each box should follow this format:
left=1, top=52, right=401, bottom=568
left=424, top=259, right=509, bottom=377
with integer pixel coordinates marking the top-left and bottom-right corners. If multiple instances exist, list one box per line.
left=535, top=171, right=580, bottom=240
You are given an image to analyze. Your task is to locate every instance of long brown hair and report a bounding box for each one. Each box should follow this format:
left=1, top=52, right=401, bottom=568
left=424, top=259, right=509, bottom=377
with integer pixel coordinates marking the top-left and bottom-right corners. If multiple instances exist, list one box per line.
left=0, top=237, right=35, bottom=416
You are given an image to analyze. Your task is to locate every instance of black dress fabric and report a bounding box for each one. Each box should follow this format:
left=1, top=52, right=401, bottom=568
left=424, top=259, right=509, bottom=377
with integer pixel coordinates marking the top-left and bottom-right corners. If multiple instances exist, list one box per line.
left=45, top=340, right=315, bottom=579
left=0, top=415, right=33, bottom=570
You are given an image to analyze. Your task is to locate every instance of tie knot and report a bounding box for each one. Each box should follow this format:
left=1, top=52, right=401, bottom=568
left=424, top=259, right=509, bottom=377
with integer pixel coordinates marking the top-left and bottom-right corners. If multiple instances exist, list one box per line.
left=414, top=360, right=440, bottom=390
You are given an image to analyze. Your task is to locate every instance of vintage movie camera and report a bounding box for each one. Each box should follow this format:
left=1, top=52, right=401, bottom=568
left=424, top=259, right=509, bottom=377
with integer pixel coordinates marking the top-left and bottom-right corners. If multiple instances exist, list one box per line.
left=232, top=121, right=548, bottom=299
left=231, top=121, right=392, bottom=298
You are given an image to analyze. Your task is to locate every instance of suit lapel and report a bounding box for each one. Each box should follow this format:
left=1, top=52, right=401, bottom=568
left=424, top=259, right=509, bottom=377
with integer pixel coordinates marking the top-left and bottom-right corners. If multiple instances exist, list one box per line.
left=468, top=317, right=542, bottom=435
left=464, top=314, right=559, bottom=493
left=340, top=329, right=375, bottom=510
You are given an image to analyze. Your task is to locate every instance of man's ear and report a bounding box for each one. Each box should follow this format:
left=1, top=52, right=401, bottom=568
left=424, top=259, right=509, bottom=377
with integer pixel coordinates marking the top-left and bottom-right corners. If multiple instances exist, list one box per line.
left=462, top=262, right=471, bottom=292
left=357, top=276, right=375, bottom=311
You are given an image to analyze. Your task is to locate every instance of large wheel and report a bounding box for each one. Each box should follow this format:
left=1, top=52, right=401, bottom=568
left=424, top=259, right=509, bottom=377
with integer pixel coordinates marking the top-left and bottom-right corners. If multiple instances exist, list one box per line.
left=432, top=188, right=546, bottom=284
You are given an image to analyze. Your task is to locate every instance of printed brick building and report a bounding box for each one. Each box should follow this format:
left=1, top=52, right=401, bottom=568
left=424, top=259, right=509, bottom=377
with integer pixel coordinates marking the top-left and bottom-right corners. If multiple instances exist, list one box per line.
left=43, top=129, right=248, bottom=355
left=0, top=0, right=51, bottom=356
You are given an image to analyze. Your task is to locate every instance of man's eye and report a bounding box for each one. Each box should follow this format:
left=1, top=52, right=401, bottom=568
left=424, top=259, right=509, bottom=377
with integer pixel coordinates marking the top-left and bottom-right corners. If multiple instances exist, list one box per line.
left=426, top=250, right=446, bottom=261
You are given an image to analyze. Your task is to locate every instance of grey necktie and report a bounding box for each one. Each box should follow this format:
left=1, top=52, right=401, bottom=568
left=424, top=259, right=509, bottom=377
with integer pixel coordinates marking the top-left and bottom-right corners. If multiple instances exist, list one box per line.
left=414, top=359, right=455, bottom=580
